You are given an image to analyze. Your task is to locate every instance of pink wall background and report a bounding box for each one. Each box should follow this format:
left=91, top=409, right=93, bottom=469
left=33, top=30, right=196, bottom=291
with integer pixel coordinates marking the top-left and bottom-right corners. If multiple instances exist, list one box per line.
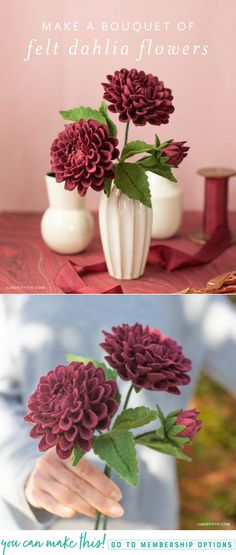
left=1, top=0, right=236, bottom=212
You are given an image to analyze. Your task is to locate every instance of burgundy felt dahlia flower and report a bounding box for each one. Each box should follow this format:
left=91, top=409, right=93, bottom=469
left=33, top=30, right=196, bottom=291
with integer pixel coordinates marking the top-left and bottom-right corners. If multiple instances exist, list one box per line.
left=24, top=362, right=118, bottom=459
left=102, top=68, right=174, bottom=126
left=101, top=323, right=192, bottom=394
left=162, top=141, right=189, bottom=167
left=50, top=119, right=119, bottom=196
left=176, top=409, right=202, bottom=441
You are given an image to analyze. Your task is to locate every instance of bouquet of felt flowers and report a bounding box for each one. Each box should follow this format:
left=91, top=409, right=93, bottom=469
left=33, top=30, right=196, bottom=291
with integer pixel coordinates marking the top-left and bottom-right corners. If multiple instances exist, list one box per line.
left=50, top=68, right=189, bottom=207
left=25, top=323, right=201, bottom=529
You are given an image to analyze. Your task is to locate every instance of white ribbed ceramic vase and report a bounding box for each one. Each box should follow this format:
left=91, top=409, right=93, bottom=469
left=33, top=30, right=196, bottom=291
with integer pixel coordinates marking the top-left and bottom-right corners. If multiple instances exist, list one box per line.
left=99, top=185, right=152, bottom=280
left=41, top=173, right=94, bottom=254
left=147, top=172, right=183, bottom=239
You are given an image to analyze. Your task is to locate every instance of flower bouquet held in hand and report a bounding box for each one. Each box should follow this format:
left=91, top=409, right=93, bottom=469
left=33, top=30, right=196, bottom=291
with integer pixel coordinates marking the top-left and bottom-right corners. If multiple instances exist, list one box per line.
left=24, top=323, right=201, bottom=529
left=50, top=69, right=189, bottom=278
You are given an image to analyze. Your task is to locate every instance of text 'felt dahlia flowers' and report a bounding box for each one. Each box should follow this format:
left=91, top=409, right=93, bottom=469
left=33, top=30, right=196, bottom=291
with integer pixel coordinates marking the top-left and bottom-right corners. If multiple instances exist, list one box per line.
left=50, top=68, right=189, bottom=208
left=25, top=322, right=201, bottom=530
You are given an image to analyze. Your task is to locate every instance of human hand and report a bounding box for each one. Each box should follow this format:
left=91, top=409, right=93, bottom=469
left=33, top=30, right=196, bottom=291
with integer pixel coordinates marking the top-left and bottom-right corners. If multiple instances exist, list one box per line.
left=25, top=448, right=123, bottom=519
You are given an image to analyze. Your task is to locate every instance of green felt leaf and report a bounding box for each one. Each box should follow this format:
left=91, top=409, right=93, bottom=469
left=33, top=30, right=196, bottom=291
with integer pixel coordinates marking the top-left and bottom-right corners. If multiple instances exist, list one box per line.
left=99, top=101, right=117, bottom=137
left=159, top=155, right=170, bottom=166
left=135, top=435, right=191, bottom=462
left=138, top=155, right=177, bottom=183
left=156, top=404, right=165, bottom=424
left=165, top=409, right=182, bottom=419
left=120, top=140, right=156, bottom=162
left=168, top=425, right=186, bottom=435
left=151, top=164, right=177, bottom=183
left=165, top=416, right=178, bottom=433
left=158, top=139, right=173, bottom=150
left=103, top=178, right=112, bottom=197
left=169, top=435, right=190, bottom=447
left=72, top=445, right=85, bottom=467
left=93, top=430, right=138, bottom=486
left=135, top=431, right=157, bottom=442
left=159, top=158, right=178, bottom=181
left=155, top=426, right=165, bottom=440
left=137, top=153, right=161, bottom=167
left=114, top=162, right=152, bottom=208
left=60, top=106, right=107, bottom=125
left=113, top=407, right=158, bottom=431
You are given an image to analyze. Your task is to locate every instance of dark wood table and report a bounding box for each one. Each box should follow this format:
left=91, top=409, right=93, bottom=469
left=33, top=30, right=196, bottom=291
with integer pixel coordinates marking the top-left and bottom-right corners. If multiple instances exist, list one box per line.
left=0, top=211, right=236, bottom=294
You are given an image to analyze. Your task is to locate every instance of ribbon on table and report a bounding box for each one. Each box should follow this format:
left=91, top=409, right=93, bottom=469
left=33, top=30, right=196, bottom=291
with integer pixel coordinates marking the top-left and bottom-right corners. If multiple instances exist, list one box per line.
left=147, top=222, right=231, bottom=271
left=54, top=260, right=124, bottom=294
left=55, top=222, right=231, bottom=293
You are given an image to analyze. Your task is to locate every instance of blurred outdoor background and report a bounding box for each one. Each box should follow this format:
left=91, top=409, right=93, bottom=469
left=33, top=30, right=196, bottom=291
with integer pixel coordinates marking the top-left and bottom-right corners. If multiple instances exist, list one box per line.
left=178, top=295, right=236, bottom=530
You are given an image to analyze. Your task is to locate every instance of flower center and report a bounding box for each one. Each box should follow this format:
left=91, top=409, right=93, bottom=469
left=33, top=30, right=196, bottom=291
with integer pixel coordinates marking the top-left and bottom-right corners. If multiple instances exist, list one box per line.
left=52, top=383, right=74, bottom=411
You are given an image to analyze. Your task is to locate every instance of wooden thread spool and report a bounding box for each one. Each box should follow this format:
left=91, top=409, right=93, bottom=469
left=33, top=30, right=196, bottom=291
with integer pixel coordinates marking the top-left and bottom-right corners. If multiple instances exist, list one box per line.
left=189, top=167, right=236, bottom=245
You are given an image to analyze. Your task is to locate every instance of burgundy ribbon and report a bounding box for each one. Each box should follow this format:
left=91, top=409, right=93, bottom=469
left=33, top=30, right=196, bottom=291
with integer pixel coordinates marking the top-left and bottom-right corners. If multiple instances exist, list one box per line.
left=204, top=177, right=229, bottom=236
left=54, top=260, right=124, bottom=294
left=55, top=222, right=231, bottom=292
left=148, top=223, right=231, bottom=271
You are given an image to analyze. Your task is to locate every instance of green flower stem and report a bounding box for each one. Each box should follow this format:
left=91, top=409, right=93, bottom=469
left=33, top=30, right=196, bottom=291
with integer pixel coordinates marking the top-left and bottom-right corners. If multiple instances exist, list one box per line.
left=123, top=385, right=134, bottom=411
left=103, top=514, right=108, bottom=531
left=135, top=430, right=154, bottom=440
left=124, top=121, right=130, bottom=146
left=94, top=385, right=134, bottom=530
left=103, top=465, right=111, bottom=530
left=94, top=464, right=111, bottom=531
left=94, top=509, right=102, bottom=530
left=101, top=387, right=134, bottom=530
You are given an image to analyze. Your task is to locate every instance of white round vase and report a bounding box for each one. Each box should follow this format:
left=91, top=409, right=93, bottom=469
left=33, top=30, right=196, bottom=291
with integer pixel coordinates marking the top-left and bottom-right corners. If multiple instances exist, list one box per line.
left=41, top=173, right=94, bottom=254
left=147, top=172, right=183, bottom=239
left=99, top=185, right=152, bottom=280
